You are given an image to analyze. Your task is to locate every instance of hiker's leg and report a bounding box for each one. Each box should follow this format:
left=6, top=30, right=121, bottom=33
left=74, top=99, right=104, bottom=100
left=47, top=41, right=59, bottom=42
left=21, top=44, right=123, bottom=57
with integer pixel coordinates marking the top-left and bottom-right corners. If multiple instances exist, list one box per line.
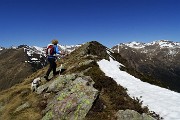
left=52, top=59, right=57, bottom=75
left=46, top=58, right=54, bottom=77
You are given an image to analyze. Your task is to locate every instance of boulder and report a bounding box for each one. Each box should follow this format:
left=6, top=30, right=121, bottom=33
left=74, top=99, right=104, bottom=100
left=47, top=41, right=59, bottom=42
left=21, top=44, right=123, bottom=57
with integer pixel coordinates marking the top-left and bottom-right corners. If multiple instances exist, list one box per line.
left=36, top=74, right=77, bottom=94
left=116, top=109, right=155, bottom=120
left=14, top=102, right=31, bottom=113
left=42, top=76, right=99, bottom=120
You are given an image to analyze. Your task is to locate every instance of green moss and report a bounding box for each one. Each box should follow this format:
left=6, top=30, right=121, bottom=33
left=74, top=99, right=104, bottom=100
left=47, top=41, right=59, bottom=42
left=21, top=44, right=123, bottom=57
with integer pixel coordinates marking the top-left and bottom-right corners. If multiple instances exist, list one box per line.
left=74, top=99, right=90, bottom=120
left=43, top=111, right=53, bottom=120
left=63, top=101, right=73, bottom=114
left=74, top=102, right=82, bottom=120
left=57, top=93, right=68, bottom=101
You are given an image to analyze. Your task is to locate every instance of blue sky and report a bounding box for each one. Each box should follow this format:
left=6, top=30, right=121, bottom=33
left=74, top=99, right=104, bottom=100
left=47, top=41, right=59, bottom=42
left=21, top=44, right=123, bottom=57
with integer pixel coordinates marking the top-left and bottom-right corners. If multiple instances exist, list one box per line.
left=0, top=0, right=180, bottom=48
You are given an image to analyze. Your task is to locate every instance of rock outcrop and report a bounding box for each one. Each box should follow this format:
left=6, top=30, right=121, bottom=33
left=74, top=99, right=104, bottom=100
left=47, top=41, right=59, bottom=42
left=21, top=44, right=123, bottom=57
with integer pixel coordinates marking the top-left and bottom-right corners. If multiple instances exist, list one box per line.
left=116, top=109, right=155, bottom=120
left=14, top=102, right=31, bottom=114
left=36, top=73, right=99, bottom=120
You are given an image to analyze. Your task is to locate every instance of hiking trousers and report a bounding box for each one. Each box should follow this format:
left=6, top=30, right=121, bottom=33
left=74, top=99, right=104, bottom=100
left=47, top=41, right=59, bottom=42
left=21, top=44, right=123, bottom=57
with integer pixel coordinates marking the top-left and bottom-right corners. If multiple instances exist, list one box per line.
left=46, top=58, right=57, bottom=77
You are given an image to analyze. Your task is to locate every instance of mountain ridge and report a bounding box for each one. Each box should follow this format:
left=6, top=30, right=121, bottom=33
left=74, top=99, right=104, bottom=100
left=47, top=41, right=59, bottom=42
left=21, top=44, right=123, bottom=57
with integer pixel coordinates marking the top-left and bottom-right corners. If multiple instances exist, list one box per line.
left=0, top=41, right=161, bottom=120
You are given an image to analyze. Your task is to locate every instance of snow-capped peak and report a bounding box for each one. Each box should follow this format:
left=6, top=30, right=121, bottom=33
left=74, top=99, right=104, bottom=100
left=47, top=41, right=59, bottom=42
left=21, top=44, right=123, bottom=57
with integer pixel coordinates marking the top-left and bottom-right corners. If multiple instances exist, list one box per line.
left=32, top=46, right=45, bottom=52
left=118, top=40, right=180, bottom=49
left=146, top=40, right=180, bottom=48
left=123, top=41, right=145, bottom=49
left=57, top=44, right=82, bottom=53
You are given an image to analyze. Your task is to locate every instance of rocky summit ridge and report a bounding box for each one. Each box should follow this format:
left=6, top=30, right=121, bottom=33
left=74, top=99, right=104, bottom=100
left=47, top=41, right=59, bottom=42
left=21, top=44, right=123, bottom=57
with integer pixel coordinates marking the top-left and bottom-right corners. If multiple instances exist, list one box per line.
left=0, top=41, right=158, bottom=120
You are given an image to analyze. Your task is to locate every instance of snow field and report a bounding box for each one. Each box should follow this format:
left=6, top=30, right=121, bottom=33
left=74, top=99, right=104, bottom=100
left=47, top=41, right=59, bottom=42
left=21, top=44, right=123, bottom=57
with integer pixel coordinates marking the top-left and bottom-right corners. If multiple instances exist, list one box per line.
left=97, top=58, right=180, bottom=120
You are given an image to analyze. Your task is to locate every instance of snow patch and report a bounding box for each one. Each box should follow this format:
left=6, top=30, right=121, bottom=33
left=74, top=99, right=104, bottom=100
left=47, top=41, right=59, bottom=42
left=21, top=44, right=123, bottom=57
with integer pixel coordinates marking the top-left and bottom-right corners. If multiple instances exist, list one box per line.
left=168, top=49, right=178, bottom=56
left=32, top=46, right=45, bottom=53
left=31, top=58, right=38, bottom=61
left=97, top=58, right=180, bottom=120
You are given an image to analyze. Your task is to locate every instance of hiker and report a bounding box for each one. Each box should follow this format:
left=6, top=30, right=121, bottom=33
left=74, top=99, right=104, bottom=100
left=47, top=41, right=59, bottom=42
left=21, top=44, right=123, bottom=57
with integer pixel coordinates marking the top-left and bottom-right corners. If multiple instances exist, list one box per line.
left=44, top=39, right=64, bottom=81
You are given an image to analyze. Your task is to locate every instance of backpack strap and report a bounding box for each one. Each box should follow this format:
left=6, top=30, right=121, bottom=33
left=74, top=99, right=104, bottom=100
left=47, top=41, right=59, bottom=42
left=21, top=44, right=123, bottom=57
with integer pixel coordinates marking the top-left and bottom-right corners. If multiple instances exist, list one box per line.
left=53, top=45, right=56, bottom=54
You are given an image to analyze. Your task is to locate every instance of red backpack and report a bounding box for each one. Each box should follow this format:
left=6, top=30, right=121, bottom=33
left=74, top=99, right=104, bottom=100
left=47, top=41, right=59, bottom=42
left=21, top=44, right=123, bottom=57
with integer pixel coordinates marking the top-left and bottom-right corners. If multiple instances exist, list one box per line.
left=46, top=45, right=55, bottom=55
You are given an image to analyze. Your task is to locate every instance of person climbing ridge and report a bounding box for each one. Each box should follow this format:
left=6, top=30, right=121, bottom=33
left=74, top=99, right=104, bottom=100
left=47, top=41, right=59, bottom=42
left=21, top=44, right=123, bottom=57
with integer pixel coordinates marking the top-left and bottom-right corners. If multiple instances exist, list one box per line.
left=44, top=39, right=64, bottom=81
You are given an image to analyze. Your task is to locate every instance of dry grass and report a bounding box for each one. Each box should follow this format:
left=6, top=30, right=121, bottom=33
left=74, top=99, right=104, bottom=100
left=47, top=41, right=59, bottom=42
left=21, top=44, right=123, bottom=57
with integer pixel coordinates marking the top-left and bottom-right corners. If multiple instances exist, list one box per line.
left=0, top=48, right=34, bottom=91
left=0, top=86, right=44, bottom=119
left=0, top=69, right=47, bottom=119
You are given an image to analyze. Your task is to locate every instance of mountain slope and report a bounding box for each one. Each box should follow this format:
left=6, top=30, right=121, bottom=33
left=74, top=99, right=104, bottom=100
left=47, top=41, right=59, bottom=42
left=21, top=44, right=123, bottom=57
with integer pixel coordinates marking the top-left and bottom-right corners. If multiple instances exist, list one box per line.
left=0, top=48, right=34, bottom=91
left=112, top=40, right=180, bottom=92
left=0, top=41, right=158, bottom=120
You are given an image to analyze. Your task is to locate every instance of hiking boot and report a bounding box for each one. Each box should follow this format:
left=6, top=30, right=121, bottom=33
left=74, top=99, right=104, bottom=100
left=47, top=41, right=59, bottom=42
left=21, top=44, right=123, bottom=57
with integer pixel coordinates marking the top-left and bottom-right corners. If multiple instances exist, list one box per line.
left=44, top=75, right=50, bottom=81
left=53, top=71, right=60, bottom=76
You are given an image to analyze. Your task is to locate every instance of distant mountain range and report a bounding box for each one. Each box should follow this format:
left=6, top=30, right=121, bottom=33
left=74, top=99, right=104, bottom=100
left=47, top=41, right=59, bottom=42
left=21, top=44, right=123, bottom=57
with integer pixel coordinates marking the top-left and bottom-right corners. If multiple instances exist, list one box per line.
left=112, top=40, right=180, bottom=92
left=0, top=40, right=180, bottom=120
